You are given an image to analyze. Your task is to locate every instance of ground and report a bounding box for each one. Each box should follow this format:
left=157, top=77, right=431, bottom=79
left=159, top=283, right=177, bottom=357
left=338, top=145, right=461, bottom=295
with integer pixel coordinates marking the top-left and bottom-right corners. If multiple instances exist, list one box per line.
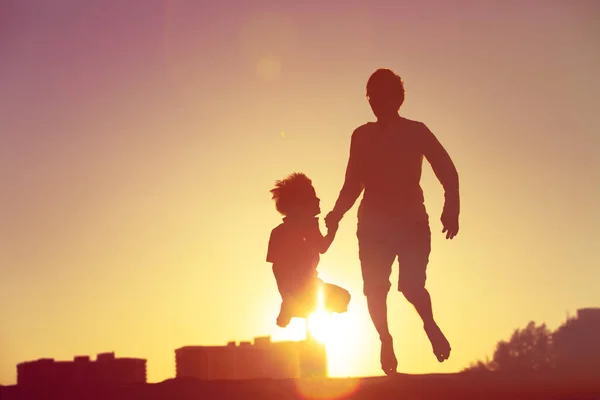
left=2, top=372, right=599, bottom=400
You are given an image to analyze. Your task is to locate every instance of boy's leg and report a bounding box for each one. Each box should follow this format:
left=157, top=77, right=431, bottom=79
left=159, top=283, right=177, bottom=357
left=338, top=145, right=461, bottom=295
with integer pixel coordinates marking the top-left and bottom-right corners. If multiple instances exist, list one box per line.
left=358, top=219, right=398, bottom=375
left=276, top=281, right=313, bottom=328
left=397, top=220, right=451, bottom=362
left=322, top=283, right=351, bottom=313
left=276, top=301, right=292, bottom=328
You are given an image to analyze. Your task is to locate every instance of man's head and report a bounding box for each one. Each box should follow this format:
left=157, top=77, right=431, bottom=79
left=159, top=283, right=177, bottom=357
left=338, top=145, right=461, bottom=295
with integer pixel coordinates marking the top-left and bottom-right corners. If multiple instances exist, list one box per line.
left=366, top=68, right=405, bottom=120
left=270, top=172, right=320, bottom=217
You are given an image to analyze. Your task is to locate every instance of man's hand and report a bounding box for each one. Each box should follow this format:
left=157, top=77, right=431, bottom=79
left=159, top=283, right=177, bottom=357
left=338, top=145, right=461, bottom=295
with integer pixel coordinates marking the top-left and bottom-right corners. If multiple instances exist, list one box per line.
left=325, top=211, right=342, bottom=231
left=440, top=206, right=459, bottom=240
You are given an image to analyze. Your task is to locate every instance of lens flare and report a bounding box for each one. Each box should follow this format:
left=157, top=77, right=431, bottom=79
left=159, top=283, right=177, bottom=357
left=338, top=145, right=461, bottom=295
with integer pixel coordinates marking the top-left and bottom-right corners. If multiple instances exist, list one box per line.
left=295, top=377, right=361, bottom=399
left=307, top=288, right=330, bottom=343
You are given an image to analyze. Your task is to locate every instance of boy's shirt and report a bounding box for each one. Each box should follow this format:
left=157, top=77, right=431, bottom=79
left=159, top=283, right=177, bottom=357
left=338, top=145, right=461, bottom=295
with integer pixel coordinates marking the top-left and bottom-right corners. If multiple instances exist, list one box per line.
left=267, top=217, right=321, bottom=296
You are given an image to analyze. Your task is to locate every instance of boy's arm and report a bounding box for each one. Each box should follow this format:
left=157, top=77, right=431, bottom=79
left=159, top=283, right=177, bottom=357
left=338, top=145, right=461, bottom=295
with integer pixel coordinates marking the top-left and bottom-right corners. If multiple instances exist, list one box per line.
left=307, top=218, right=337, bottom=254
left=328, top=131, right=364, bottom=223
left=420, top=123, right=460, bottom=239
left=317, top=224, right=338, bottom=254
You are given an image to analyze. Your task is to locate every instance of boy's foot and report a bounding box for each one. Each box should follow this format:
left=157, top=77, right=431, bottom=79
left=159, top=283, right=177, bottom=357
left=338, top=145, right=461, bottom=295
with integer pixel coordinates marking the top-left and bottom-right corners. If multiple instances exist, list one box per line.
left=276, top=303, right=292, bottom=328
left=424, top=323, right=451, bottom=362
left=380, top=335, right=398, bottom=375
left=276, top=312, right=291, bottom=328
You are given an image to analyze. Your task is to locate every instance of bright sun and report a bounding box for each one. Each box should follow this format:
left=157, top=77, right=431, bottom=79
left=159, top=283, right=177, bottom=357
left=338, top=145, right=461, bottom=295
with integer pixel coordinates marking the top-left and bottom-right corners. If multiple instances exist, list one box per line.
left=306, top=289, right=333, bottom=343
left=308, top=287, right=366, bottom=378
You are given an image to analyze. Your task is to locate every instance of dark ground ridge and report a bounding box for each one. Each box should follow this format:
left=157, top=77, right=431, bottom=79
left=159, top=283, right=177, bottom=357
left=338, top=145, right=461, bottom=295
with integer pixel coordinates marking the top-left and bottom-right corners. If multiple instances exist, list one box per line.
left=2, top=371, right=599, bottom=400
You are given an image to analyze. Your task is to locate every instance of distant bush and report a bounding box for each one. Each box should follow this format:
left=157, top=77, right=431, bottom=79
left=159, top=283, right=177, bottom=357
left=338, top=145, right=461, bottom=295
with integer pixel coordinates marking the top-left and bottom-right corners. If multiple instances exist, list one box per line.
left=464, top=314, right=600, bottom=377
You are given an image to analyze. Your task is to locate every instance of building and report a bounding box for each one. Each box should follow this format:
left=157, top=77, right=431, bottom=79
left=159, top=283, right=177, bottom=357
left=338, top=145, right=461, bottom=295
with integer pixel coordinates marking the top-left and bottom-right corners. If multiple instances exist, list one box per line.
left=553, top=307, right=600, bottom=377
left=17, top=352, right=147, bottom=386
left=575, top=307, right=600, bottom=321
left=175, top=336, right=327, bottom=380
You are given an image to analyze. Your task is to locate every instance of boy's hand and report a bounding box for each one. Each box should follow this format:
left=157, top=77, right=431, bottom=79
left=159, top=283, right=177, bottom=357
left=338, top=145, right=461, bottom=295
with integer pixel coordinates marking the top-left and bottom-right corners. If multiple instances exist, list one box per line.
left=325, top=211, right=342, bottom=229
left=326, top=221, right=339, bottom=236
left=441, top=206, right=459, bottom=240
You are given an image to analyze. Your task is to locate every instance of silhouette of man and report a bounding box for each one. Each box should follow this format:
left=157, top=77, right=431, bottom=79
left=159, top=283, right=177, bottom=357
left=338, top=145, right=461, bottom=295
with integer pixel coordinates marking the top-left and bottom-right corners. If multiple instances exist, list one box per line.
left=325, top=68, right=460, bottom=375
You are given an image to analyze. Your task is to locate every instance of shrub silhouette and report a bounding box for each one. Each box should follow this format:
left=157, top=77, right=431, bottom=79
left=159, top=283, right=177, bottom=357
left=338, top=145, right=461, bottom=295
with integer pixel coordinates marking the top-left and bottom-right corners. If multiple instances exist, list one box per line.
left=465, top=311, right=600, bottom=378
left=464, top=321, right=553, bottom=372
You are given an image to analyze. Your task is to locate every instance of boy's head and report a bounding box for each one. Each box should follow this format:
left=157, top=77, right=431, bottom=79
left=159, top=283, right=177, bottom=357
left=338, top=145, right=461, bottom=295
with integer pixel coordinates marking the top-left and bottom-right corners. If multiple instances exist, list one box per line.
left=270, top=172, right=320, bottom=217
left=366, top=68, right=405, bottom=120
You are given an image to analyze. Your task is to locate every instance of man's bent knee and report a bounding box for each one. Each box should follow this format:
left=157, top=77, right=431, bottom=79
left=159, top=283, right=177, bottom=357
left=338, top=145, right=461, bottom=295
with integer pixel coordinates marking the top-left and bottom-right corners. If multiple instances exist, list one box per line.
left=365, top=290, right=388, bottom=303
left=400, top=282, right=427, bottom=303
left=364, top=282, right=391, bottom=298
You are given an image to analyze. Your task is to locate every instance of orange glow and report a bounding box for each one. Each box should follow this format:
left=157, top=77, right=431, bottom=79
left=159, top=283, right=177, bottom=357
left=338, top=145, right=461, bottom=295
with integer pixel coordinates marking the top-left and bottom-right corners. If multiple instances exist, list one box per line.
left=294, top=377, right=361, bottom=400
left=307, top=289, right=329, bottom=343
left=1, top=1, right=598, bottom=386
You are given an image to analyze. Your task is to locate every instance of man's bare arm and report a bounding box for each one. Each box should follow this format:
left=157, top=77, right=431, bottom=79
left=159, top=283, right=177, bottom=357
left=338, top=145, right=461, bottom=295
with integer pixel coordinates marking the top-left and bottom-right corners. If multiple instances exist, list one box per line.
left=329, top=132, right=364, bottom=220
left=421, top=124, right=459, bottom=206
left=421, top=123, right=460, bottom=238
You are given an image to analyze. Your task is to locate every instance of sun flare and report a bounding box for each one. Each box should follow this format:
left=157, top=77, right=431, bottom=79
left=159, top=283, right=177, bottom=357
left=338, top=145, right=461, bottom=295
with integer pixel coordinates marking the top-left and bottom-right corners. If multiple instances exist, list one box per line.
left=306, top=287, right=366, bottom=378
left=271, top=282, right=365, bottom=378
left=307, top=288, right=332, bottom=343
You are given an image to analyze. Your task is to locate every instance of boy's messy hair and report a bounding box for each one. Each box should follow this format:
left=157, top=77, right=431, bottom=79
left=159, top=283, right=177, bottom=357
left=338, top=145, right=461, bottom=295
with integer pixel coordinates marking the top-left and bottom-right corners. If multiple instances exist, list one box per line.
left=270, top=172, right=314, bottom=216
left=366, top=68, right=405, bottom=109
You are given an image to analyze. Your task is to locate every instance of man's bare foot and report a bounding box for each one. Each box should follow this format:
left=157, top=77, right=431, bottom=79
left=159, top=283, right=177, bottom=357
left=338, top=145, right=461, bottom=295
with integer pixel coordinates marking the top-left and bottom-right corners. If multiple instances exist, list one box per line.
left=424, top=323, right=451, bottom=362
left=380, top=335, right=398, bottom=375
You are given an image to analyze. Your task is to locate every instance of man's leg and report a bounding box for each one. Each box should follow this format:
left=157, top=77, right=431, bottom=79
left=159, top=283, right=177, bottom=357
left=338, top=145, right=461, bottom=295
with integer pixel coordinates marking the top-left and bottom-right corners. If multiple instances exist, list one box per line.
left=358, top=220, right=398, bottom=374
left=365, top=291, right=391, bottom=340
left=398, top=220, right=451, bottom=362
left=402, top=286, right=450, bottom=362
left=365, top=291, right=397, bottom=374
left=402, top=285, right=435, bottom=327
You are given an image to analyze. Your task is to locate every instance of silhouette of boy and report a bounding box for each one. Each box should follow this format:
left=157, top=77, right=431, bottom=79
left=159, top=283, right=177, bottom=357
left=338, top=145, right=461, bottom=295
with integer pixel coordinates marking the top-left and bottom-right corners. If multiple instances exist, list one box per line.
left=325, top=69, right=459, bottom=375
left=267, top=172, right=351, bottom=328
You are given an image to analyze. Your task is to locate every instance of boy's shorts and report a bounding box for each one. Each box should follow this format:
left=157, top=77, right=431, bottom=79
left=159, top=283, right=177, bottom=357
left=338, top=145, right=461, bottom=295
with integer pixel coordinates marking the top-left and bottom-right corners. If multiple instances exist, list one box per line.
left=357, top=215, right=431, bottom=297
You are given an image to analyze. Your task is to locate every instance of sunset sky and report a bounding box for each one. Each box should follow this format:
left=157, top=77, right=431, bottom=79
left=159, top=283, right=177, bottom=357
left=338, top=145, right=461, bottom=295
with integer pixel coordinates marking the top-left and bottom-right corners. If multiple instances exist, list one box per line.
left=1, top=0, right=599, bottom=385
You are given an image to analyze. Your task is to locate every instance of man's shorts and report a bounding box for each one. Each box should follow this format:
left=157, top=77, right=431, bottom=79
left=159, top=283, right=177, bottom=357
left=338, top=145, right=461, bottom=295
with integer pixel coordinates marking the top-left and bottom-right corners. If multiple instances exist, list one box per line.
left=357, top=215, right=431, bottom=297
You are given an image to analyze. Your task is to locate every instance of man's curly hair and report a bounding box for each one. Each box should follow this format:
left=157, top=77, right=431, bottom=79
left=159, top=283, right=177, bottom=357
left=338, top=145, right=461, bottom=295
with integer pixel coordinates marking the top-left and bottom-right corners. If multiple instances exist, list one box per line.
left=366, top=68, right=405, bottom=109
left=270, top=172, right=314, bottom=216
